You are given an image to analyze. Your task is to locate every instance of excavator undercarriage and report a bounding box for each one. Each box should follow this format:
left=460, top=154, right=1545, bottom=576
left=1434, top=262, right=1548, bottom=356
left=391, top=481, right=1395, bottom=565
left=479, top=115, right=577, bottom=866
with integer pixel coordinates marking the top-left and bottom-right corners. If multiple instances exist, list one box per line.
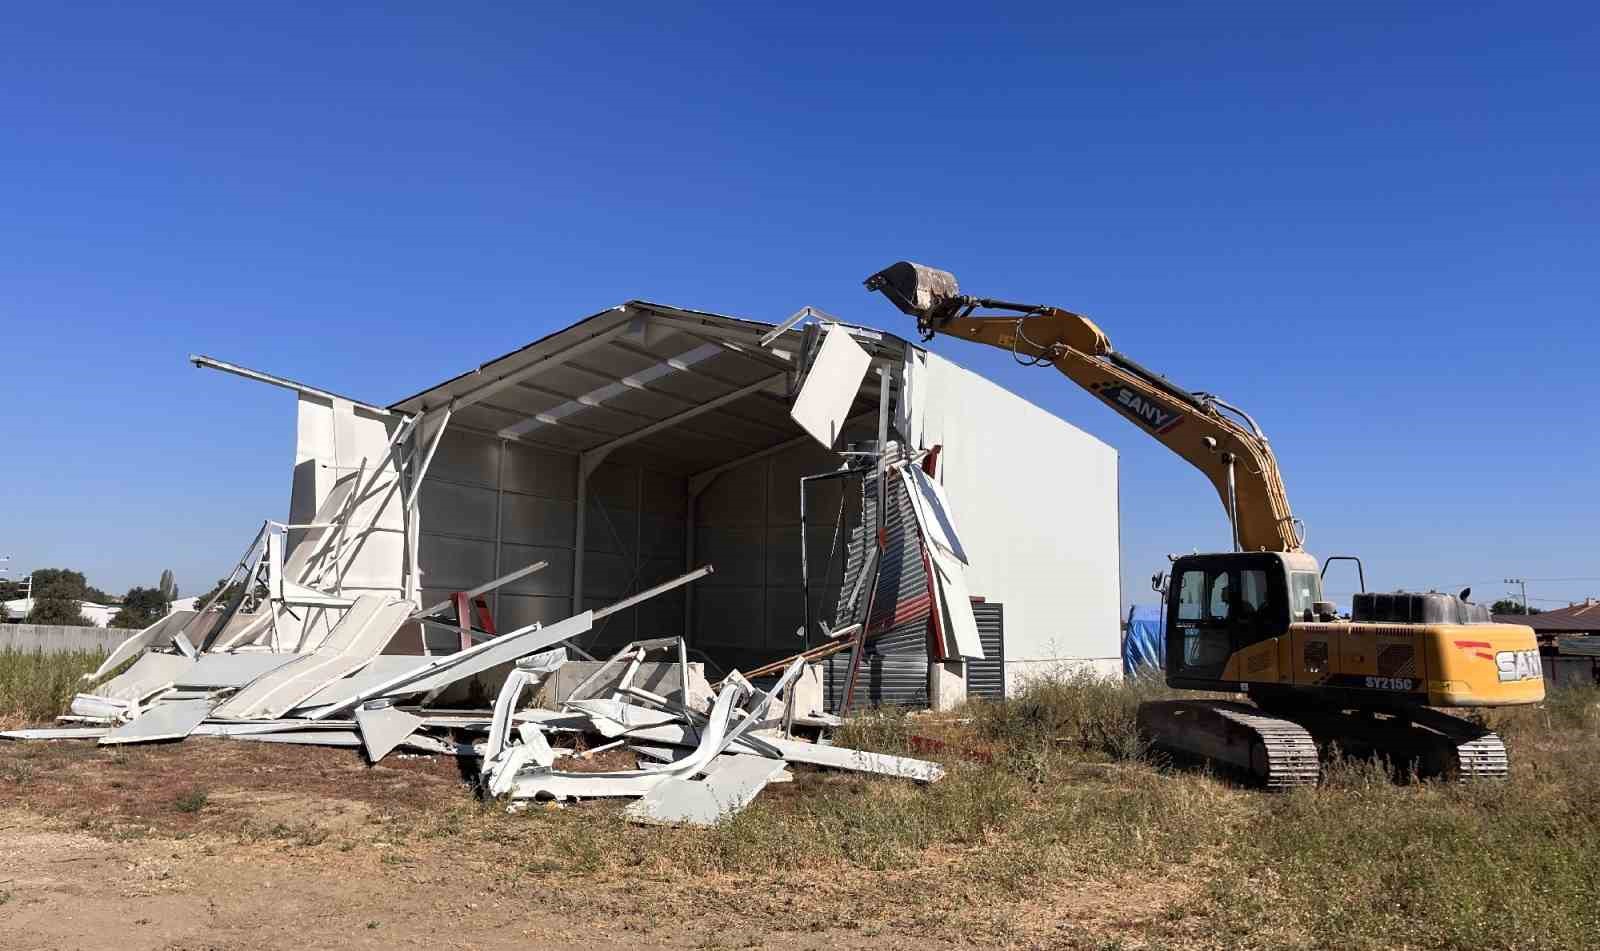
left=1137, top=700, right=1508, bottom=789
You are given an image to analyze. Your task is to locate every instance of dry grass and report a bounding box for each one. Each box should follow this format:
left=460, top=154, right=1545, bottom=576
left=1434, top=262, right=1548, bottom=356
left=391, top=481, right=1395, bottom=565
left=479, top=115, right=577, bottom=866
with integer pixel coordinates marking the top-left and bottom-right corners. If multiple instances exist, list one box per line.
left=454, top=673, right=1600, bottom=949
left=2, top=651, right=1597, bottom=949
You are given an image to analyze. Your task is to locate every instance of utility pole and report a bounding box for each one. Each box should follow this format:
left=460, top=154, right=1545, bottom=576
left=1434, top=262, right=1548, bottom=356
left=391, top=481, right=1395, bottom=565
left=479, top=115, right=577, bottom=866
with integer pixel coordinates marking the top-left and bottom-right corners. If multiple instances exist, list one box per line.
left=1504, top=577, right=1528, bottom=614
left=0, top=557, right=22, bottom=621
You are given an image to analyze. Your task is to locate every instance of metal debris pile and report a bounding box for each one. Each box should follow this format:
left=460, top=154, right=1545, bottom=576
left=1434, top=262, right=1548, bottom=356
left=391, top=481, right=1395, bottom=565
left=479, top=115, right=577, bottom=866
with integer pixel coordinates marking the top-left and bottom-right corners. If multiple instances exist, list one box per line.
left=1, top=555, right=942, bottom=827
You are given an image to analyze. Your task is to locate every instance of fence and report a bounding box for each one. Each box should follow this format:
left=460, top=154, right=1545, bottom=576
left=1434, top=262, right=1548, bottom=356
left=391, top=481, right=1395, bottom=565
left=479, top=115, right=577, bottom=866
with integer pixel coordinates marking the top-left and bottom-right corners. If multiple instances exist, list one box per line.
left=0, top=624, right=124, bottom=655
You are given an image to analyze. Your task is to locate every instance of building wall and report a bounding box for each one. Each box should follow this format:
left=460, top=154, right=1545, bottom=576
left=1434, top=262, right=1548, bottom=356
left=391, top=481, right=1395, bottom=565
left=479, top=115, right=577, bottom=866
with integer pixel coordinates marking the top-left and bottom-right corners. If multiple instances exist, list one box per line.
left=287, top=394, right=408, bottom=601
left=410, top=348, right=1119, bottom=689
left=414, top=427, right=691, bottom=657
left=691, top=436, right=855, bottom=672
left=919, top=353, right=1121, bottom=686
left=1, top=601, right=119, bottom=627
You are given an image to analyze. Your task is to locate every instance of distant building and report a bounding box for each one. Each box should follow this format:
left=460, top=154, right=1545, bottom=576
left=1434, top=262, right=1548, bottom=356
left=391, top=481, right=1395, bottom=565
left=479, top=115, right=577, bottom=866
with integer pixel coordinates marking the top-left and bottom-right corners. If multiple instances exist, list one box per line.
left=1496, top=599, right=1600, bottom=688
left=1, top=598, right=119, bottom=627
left=1493, top=598, right=1600, bottom=637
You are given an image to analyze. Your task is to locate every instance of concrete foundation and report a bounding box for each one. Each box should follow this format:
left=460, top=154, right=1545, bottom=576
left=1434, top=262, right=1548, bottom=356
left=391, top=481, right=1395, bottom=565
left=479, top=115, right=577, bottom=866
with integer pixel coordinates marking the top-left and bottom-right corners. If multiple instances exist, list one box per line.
left=929, top=659, right=967, bottom=711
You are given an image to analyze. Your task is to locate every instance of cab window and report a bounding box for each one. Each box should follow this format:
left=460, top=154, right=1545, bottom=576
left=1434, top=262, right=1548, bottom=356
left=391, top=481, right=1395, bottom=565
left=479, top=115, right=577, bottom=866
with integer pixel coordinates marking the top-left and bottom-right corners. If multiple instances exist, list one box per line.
left=1240, top=569, right=1269, bottom=617
left=1207, top=572, right=1232, bottom=620
left=1177, top=570, right=1205, bottom=621
left=1289, top=571, right=1323, bottom=619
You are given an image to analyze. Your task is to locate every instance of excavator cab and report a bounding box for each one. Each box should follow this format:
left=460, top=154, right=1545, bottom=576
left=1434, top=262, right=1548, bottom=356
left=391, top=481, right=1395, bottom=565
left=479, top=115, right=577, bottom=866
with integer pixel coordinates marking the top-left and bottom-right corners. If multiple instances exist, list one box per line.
left=1163, top=552, right=1325, bottom=689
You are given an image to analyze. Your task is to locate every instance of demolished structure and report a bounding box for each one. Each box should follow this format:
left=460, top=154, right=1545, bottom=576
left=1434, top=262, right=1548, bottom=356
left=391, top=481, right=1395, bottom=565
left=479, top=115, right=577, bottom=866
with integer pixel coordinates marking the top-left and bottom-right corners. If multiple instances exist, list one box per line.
left=4, top=300, right=1118, bottom=821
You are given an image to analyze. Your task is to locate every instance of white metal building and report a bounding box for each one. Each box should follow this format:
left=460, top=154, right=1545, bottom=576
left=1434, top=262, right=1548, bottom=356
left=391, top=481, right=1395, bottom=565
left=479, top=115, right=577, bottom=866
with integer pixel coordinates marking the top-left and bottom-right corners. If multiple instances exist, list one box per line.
left=1, top=599, right=118, bottom=626
left=222, top=300, right=1120, bottom=706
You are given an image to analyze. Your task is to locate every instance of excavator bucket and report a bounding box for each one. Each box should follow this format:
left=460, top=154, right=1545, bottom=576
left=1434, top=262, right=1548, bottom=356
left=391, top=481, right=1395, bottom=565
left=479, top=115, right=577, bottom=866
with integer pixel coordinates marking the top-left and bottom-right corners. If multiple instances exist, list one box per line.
left=863, top=261, right=962, bottom=322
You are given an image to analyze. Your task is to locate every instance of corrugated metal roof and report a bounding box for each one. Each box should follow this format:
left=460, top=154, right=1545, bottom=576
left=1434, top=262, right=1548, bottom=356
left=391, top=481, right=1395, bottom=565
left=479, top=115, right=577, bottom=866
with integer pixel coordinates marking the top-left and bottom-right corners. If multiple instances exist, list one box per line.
left=387, top=301, right=917, bottom=477
left=1493, top=599, right=1600, bottom=633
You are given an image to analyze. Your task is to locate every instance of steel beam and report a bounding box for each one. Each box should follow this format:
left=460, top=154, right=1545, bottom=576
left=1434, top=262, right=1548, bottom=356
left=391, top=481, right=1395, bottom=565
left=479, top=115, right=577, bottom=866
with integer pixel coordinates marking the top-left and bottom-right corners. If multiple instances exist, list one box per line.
left=687, top=410, right=877, bottom=497
left=580, top=373, right=786, bottom=477
left=190, top=354, right=398, bottom=418
left=445, top=321, right=632, bottom=413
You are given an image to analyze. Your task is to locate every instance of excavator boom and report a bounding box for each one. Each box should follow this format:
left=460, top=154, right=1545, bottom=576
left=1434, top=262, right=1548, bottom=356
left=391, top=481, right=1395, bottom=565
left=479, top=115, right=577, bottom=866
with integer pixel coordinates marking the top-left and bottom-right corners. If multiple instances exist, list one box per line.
left=866, top=261, right=1302, bottom=553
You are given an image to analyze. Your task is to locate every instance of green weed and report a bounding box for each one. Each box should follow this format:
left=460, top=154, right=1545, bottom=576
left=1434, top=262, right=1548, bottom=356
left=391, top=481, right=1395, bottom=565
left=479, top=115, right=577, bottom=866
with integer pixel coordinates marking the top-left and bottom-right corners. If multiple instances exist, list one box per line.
left=0, top=647, right=106, bottom=726
left=172, top=787, right=209, bottom=813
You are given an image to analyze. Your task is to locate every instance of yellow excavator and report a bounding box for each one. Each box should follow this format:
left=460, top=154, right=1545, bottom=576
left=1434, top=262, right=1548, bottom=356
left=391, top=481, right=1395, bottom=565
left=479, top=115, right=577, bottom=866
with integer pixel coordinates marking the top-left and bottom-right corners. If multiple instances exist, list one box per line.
left=865, top=262, right=1544, bottom=787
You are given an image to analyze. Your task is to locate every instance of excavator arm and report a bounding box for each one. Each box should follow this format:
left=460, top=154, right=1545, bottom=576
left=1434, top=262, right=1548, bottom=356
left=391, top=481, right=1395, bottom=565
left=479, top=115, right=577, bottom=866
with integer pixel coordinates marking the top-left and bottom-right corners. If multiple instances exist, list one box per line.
left=866, top=261, right=1302, bottom=554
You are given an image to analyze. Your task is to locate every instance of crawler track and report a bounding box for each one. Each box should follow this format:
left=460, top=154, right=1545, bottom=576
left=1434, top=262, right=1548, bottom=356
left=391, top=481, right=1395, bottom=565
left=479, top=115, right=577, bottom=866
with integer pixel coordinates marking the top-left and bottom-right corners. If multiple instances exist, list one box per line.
left=1452, top=733, right=1509, bottom=780
left=1138, top=700, right=1510, bottom=788
left=1138, top=700, right=1319, bottom=789
left=1215, top=706, right=1321, bottom=789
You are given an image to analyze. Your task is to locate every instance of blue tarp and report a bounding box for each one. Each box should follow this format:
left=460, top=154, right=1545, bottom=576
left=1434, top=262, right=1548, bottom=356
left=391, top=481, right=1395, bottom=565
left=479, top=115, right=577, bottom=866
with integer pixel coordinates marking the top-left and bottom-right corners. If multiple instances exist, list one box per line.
left=1122, top=605, right=1165, bottom=677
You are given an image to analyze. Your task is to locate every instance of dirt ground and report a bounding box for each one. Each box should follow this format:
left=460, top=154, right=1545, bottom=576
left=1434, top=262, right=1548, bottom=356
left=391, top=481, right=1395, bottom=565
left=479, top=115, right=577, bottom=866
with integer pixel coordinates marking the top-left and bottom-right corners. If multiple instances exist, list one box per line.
left=0, top=738, right=1158, bottom=951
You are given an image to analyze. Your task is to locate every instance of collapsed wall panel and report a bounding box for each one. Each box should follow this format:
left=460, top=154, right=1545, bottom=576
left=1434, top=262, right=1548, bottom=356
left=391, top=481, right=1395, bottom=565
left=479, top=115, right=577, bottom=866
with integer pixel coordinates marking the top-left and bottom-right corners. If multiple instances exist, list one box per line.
left=824, top=470, right=933, bottom=710
left=287, top=394, right=408, bottom=602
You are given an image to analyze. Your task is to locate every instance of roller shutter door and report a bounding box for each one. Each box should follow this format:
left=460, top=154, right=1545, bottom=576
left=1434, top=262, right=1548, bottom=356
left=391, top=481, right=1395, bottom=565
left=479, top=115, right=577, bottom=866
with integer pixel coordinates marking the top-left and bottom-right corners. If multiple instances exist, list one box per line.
left=966, top=601, right=1005, bottom=701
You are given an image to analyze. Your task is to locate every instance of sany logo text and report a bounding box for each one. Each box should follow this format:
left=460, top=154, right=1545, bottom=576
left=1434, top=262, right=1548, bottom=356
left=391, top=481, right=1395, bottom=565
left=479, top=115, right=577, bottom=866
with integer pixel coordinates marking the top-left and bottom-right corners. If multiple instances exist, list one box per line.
left=1109, top=387, right=1178, bottom=432
left=1495, top=649, right=1541, bottom=683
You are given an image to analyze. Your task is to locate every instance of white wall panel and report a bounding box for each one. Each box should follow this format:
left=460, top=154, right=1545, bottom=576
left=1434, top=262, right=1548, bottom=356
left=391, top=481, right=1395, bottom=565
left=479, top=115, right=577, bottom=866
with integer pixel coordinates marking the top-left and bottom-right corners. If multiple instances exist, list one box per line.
left=502, top=442, right=577, bottom=500
left=418, top=534, right=498, bottom=592
left=419, top=480, right=498, bottom=541
left=501, top=495, right=576, bottom=547
left=920, top=353, right=1121, bottom=678
left=495, top=594, right=575, bottom=633
left=694, top=588, right=764, bottom=648
left=695, top=525, right=766, bottom=586
left=287, top=395, right=409, bottom=602
left=586, top=506, right=638, bottom=556
left=497, top=543, right=573, bottom=597
left=696, top=463, right=766, bottom=522
left=582, top=550, right=634, bottom=600
left=426, top=428, right=501, bottom=488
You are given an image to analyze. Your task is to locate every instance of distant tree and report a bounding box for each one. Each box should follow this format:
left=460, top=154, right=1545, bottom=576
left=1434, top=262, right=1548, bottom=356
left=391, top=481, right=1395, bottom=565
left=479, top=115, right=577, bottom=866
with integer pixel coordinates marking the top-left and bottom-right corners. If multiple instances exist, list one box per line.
left=1491, top=599, right=1542, bottom=616
left=26, top=579, right=89, bottom=626
left=28, top=569, right=87, bottom=601
left=158, top=569, right=177, bottom=602
left=21, top=568, right=121, bottom=606
left=191, top=577, right=227, bottom=607
left=111, top=586, right=170, bottom=629
left=0, top=578, right=27, bottom=602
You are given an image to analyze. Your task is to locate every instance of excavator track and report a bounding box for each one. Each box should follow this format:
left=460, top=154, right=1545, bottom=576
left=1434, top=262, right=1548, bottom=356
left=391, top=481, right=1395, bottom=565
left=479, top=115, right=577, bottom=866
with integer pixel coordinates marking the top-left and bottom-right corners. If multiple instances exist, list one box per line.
left=1138, top=700, right=1320, bottom=789
left=1401, top=706, right=1510, bottom=781
left=1139, top=700, right=1509, bottom=788
left=1225, top=707, right=1322, bottom=790
left=1452, top=733, right=1509, bottom=781
left=1283, top=706, right=1511, bottom=782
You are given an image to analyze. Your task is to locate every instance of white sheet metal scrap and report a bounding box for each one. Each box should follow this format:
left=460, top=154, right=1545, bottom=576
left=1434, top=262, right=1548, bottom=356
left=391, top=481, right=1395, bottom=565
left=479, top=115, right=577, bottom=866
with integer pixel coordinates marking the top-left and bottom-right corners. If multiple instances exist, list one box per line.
left=2, top=558, right=944, bottom=828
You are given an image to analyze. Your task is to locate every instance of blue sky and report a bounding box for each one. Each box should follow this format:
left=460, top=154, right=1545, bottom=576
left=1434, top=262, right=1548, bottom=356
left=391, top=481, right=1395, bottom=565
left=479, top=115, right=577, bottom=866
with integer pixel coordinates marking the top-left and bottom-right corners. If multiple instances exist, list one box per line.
left=1, top=3, right=1595, bottom=609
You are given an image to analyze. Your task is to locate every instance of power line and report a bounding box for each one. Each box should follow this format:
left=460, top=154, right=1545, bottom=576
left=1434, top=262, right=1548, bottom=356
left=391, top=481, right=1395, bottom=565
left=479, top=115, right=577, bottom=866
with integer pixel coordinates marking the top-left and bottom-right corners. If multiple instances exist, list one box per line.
left=1517, top=577, right=1600, bottom=583
left=1445, top=577, right=1600, bottom=590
